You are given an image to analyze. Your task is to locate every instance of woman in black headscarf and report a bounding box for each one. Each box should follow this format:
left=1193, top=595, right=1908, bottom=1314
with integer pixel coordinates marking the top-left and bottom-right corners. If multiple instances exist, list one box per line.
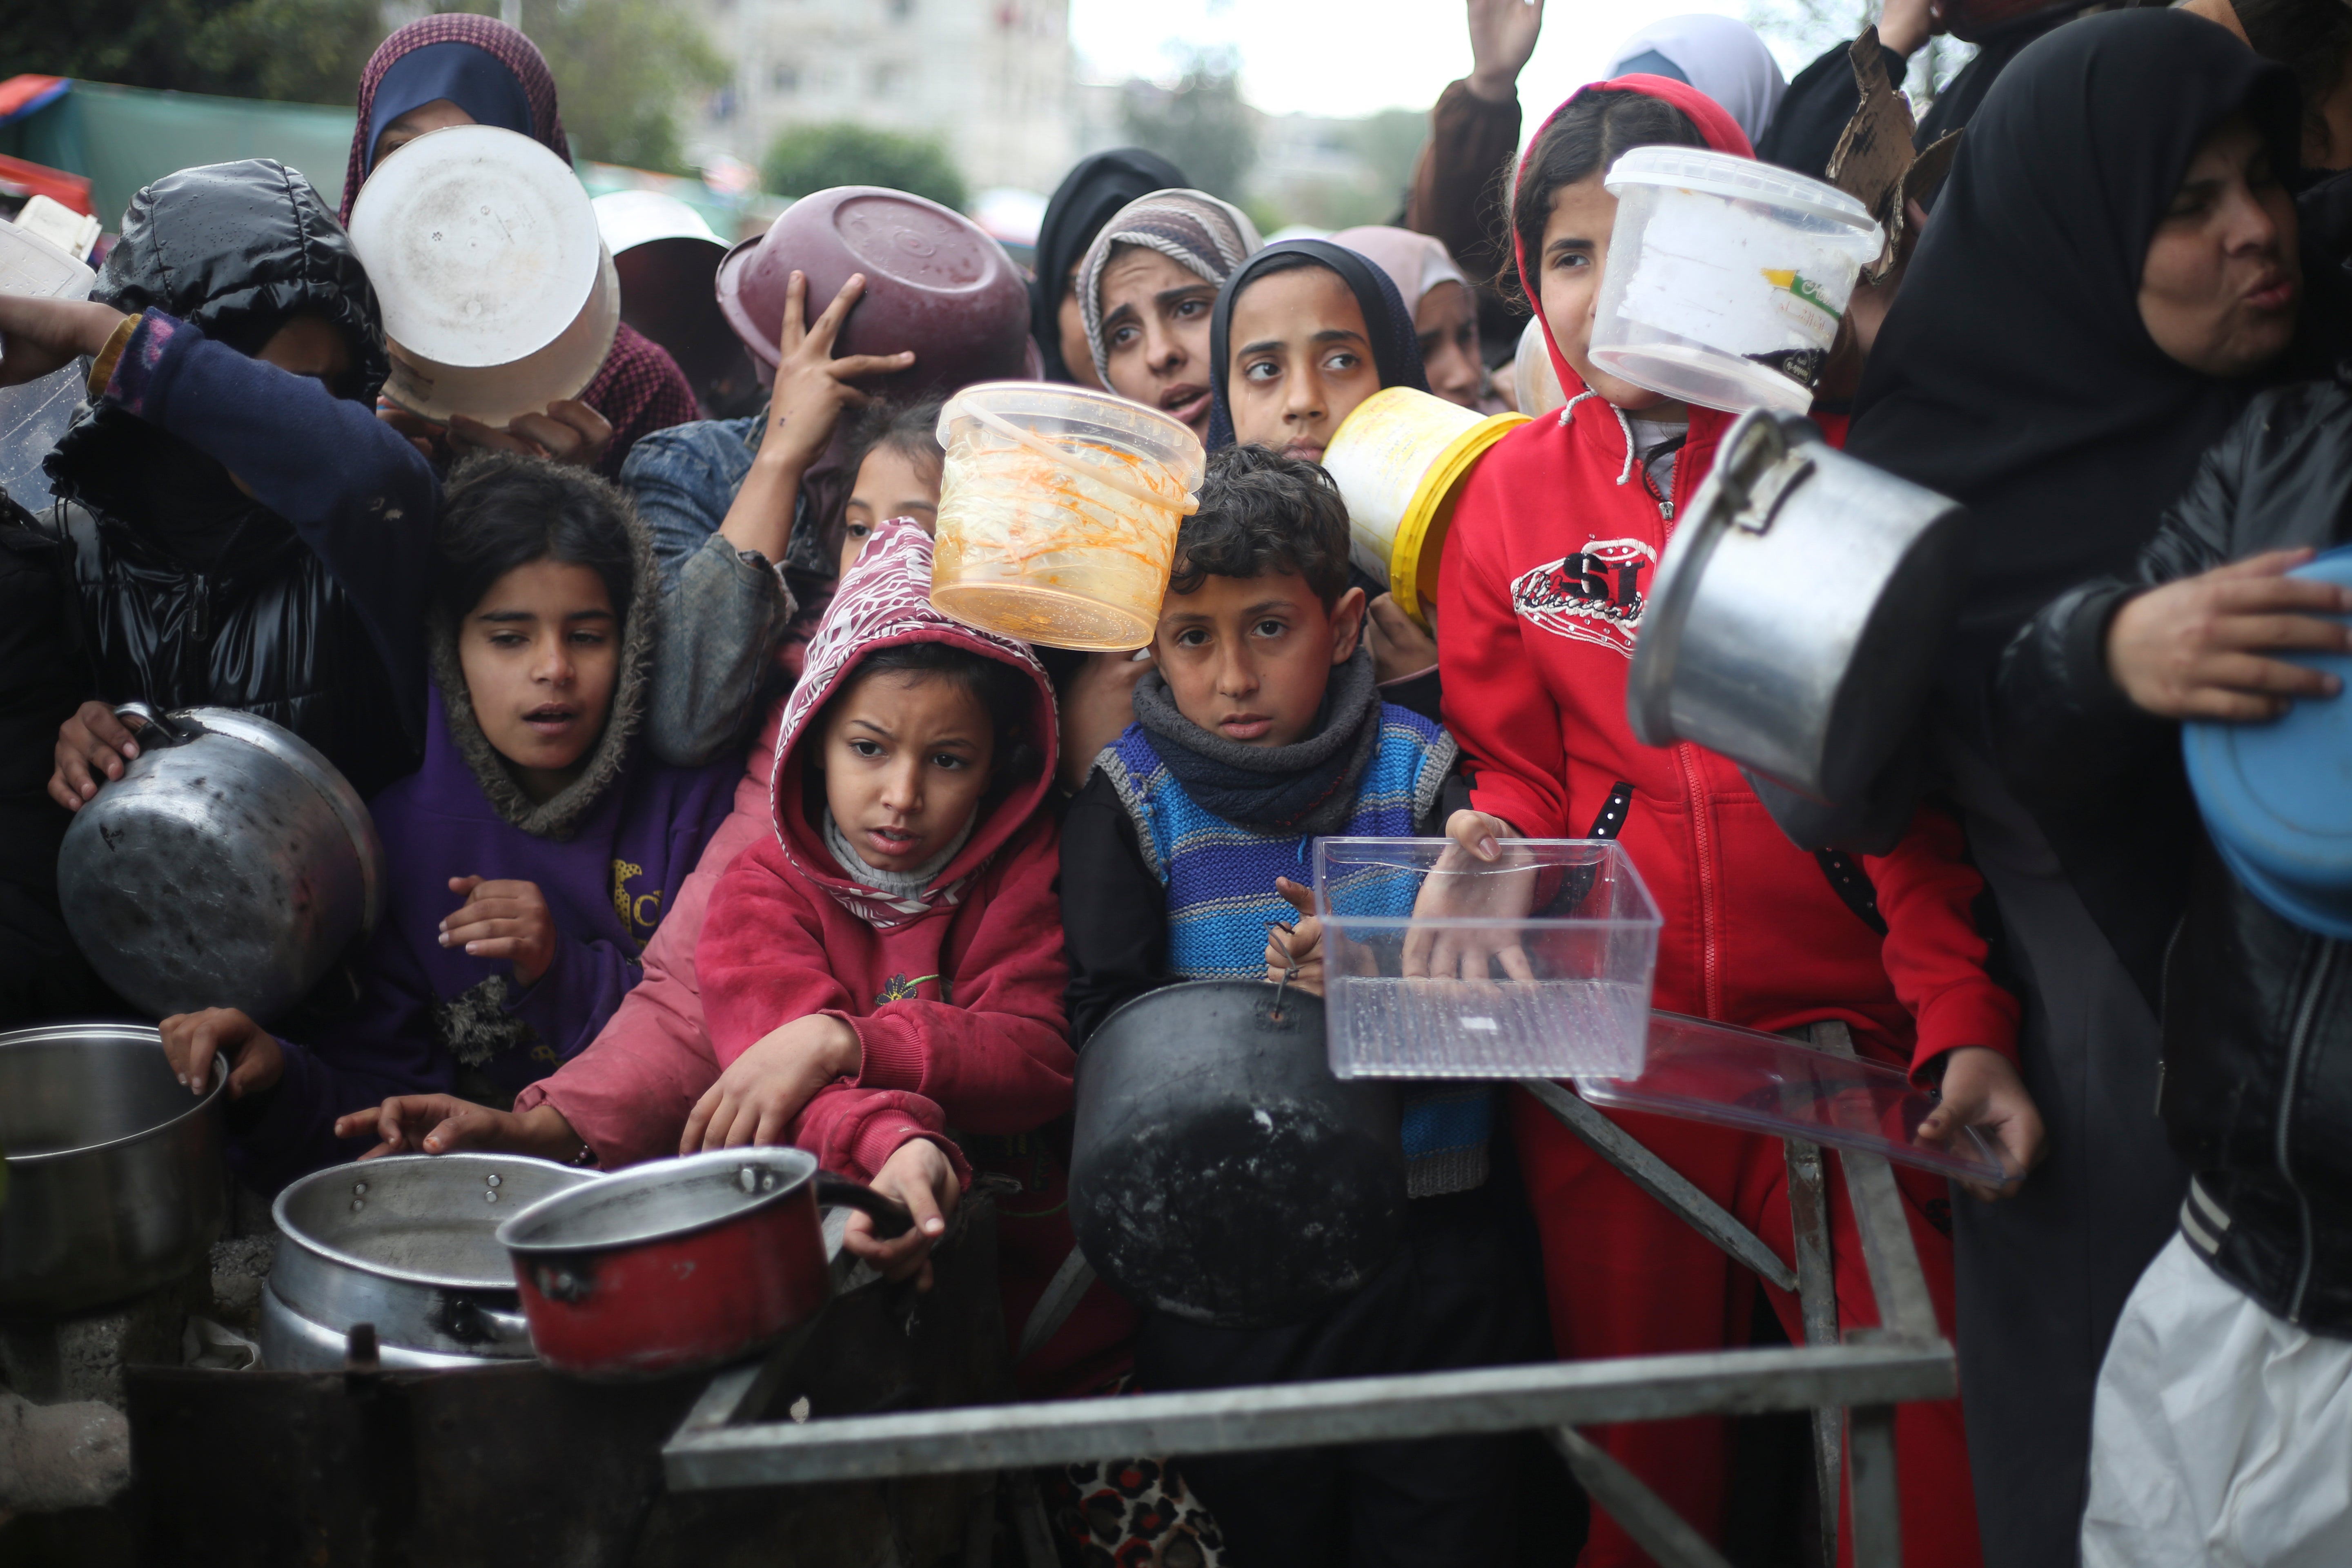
left=1842, top=13, right=2301, bottom=1565
left=1029, top=149, right=1186, bottom=386
left=1202, top=240, right=1441, bottom=706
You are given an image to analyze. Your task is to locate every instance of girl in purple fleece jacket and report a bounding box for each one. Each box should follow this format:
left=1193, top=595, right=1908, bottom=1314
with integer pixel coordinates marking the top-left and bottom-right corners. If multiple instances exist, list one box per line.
left=159, top=456, right=739, bottom=1191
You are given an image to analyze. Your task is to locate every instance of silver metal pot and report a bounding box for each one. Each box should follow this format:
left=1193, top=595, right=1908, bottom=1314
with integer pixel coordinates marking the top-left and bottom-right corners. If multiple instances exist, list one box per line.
left=0, top=1023, right=226, bottom=1313
left=262, top=1154, right=599, bottom=1372
left=56, top=704, right=384, bottom=1022
left=1626, top=410, right=1969, bottom=804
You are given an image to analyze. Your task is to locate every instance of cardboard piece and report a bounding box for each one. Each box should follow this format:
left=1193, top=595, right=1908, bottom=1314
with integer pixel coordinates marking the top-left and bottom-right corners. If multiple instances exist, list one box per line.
left=1826, top=30, right=1961, bottom=283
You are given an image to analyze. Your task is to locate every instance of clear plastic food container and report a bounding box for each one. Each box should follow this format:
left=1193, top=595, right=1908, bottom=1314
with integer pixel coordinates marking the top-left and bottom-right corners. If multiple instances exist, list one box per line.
left=930, top=382, right=1206, bottom=652
left=1592, top=146, right=1882, bottom=416
left=1312, top=838, right=1662, bottom=1080
left=1579, top=1011, right=2005, bottom=1183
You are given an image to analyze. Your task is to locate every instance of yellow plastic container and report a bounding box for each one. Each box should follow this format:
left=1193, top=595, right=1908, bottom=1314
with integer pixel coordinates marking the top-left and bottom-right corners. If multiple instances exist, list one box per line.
left=929, top=383, right=1205, bottom=651
left=1319, top=387, right=1528, bottom=627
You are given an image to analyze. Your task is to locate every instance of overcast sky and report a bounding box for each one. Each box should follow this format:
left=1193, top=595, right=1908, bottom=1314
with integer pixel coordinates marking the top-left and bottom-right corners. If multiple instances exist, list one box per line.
left=1067, top=0, right=1796, bottom=124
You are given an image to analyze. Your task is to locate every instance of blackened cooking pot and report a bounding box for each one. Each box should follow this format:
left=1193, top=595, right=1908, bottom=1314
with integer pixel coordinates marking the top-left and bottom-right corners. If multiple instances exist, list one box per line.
left=1067, top=980, right=1407, bottom=1330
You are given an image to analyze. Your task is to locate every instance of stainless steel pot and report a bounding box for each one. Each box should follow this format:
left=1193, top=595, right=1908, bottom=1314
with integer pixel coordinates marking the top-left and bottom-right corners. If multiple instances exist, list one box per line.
left=263, top=1154, right=600, bottom=1372
left=56, top=704, right=384, bottom=1022
left=0, top=1023, right=226, bottom=1313
left=1626, top=409, right=1970, bottom=804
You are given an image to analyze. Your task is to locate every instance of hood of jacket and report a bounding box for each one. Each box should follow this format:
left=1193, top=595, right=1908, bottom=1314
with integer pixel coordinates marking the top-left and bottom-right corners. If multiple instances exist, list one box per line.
left=768, top=517, right=1058, bottom=929
left=424, top=497, right=662, bottom=842
left=48, top=160, right=389, bottom=527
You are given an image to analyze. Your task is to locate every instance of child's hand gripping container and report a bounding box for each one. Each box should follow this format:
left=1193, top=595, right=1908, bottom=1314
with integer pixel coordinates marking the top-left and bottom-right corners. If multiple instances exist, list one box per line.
left=1592, top=147, right=1882, bottom=416
left=929, top=382, right=1207, bottom=652
left=1313, top=838, right=1661, bottom=1080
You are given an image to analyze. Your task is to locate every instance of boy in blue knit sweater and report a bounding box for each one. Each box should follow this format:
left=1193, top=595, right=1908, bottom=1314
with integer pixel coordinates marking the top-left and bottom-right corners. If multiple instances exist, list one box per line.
left=1060, top=445, right=1552, bottom=1567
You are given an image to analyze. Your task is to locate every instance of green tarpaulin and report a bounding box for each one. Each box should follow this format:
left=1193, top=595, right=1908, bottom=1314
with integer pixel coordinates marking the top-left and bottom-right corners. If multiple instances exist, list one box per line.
left=0, top=80, right=357, bottom=227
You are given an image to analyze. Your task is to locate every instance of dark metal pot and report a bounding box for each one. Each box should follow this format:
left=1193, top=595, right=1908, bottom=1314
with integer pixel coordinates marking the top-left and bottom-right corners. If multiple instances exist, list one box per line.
left=0, top=1023, right=226, bottom=1313
left=1626, top=409, right=1969, bottom=805
left=263, top=1154, right=600, bottom=1371
left=496, top=1147, right=910, bottom=1380
left=1067, top=980, right=1407, bottom=1330
left=55, top=704, right=384, bottom=1022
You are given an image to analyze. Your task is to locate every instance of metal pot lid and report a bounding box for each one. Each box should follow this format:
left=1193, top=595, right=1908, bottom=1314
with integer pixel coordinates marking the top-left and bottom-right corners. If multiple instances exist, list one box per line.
left=496, top=1145, right=820, bottom=1256
left=2185, top=543, right=2352, bottom=935
left=1625, top=409, right=1820, bottom=749
left=0, top=1023, right=223, bottom=1165
left=136, top=706, right=387, bottom=940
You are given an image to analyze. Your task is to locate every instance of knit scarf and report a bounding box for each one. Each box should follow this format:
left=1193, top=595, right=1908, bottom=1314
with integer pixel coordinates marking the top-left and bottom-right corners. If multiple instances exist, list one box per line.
left=822, top=807, right=975, bottom=901
left=1130, top=644, right=1381, bottom=836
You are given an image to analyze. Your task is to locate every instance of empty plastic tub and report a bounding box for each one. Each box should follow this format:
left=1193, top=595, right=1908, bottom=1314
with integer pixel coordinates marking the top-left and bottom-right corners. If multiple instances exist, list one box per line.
left=1313, top=837, right=1661, bottom=1080
left=1319, top=387, right=1528, bottom=628
left=929, top=382, right=1206, bottom=651
left=2185, top=545, right=2352, bottom=938
left=1593, top=147, right=1882, bottom=416
left=349, top=124, right=619, bottom=426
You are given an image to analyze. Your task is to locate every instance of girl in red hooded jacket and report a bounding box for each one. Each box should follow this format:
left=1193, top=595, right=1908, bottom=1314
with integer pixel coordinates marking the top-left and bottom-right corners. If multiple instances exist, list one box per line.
left=1435, top=77, right=2042, bottom=1568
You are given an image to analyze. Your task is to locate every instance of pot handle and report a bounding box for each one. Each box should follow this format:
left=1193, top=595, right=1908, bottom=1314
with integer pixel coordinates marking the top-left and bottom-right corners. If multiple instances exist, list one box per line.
left=814, top=1171, right=915, bottom=1240
left=111, top=701, right=193, bottom=747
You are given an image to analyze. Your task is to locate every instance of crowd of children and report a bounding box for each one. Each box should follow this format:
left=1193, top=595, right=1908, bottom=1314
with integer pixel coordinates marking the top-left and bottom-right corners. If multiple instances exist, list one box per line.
left=6, top=1, right=2352, bottom=1564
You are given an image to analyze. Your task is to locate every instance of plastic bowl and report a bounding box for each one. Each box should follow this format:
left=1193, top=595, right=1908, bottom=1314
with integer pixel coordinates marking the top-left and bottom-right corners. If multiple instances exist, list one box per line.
left=929, top=382, right=1206, bottom=652
left=1592, top=147, right=1881, bottom=416
left=1319, top=386, right=1527, bottom=627
left=2185, top=544, right=2352, bottom=938
left=714, top=186, right=1030, bottom=399
left=349, top=124, right=618, bottom=425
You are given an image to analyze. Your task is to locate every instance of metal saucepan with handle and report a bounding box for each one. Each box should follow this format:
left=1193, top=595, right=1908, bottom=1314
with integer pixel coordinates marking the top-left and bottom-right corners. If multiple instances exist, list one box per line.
left=494, top=1146, right=913, bottom=1379
left=0, top=1022, right=226, bottom=1313
left=56, top=703, right=384, bottom=1023
left=263, top=1153, right=601, bottom=1372
left=1067, top=980, right=1408, bottom=1330
left=1625, top=408, right=1969, bottom=805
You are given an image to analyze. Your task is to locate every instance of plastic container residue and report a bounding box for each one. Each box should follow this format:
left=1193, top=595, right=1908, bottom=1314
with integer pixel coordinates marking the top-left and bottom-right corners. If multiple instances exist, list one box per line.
left=1313, top=837, right=1662, bottom=1081
left=1319, top=388, right=1528, bottom=628
left=1594, top=147, right=1882, bottom=416
left=1579, top=1010, right=2006, bottom=1184
left=929, top=382, right=1206, bottom=651
left=2185, top=544, right=2352, bottom=938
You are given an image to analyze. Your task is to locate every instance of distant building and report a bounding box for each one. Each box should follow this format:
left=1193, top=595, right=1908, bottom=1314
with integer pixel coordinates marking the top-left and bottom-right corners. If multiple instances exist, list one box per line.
left=689, top=0, right=1076, bottom=196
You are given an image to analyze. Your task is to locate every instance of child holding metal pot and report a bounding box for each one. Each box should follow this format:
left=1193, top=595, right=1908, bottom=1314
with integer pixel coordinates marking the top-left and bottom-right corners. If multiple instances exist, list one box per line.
left=162, top=455, right=738, bottom=1193
left=1057, top=444, right=1555, bottom=1568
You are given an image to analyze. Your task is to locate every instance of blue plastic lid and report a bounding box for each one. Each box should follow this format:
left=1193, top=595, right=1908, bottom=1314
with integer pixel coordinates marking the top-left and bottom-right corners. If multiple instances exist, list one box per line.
left=2183, top=544, right=2352, bottom=938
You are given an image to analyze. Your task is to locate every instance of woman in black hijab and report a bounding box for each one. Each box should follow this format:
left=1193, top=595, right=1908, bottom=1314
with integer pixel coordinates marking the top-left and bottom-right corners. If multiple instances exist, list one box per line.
left=1842, top=13, right=2301, bottom=1565
left=1202, top=240, right=1440, bottom=703
left=1030, top=148, right=1186, bottom=386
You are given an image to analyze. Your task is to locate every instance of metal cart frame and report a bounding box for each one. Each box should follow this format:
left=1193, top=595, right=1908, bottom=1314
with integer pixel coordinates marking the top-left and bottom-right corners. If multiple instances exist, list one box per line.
left=661, top=1025, right=1947, bottom=1568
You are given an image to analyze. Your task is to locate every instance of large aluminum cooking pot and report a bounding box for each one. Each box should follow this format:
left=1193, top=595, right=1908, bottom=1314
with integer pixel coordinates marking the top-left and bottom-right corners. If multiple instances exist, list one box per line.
left=1068, top=981, right=1407, bottom=1330
left=263, top=1154, right=599, bottom=1372
left=0, top=1023, right=225, bottom=1313
left=56, top=704, right=383, bottom=1023
left=1626, top=409, right=1969, bottom=804
left=497, top=1146, right=909, bottom=1379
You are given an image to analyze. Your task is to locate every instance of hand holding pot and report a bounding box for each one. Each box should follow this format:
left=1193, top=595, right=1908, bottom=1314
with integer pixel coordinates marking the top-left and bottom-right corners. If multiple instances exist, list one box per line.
left=1365, top=594, right=1438, bottom=686
left=159, top=1007, right=283, bottom=1099
left=847, top=1137, right=958, bottom=1290
left=440, top=876, right=558, bottom=987
left=49, top=700, right=143, bottom=811
left=0, top=293, right=124, bottom=388
left=682, top=1013, right=862, bottom=1153
left=448, top=398, right=614, bottom=470
left=1057, top=650, right=1155, bottom=794
left=2106, top=548, right=2352, bottom=722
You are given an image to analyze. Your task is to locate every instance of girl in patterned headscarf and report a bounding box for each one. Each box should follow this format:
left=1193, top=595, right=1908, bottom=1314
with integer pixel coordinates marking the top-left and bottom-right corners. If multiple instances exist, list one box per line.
left=1076, top=189, right=1261, bottom=445
left=343, top=13, right=697, bottom=477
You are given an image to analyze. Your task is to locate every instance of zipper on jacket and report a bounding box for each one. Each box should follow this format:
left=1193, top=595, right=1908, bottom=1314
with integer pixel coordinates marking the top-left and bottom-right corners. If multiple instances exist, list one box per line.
left=2277, top=938, right=2334, bottom=1323
left=1675, top=742, right=1725, bottom=1020
left=191, top=573, right=211, bottom=641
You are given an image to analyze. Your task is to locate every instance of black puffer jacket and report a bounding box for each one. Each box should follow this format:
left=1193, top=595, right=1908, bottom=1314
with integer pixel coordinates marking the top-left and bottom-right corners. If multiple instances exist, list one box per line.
left=1996, top=373, right=2352, bottom=1331
left=42, top=159, right=430, bottom=799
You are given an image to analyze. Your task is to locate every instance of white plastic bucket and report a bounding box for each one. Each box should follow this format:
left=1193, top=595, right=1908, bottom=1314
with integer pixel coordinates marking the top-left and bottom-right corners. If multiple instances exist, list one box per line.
left=930, top=383, right=1206, bottom=652
left=1319, top=387, right=1528, bottom=627
left=348, top=124, right=619, bottom=427
left=1592, top=147, right=1881, bottom=416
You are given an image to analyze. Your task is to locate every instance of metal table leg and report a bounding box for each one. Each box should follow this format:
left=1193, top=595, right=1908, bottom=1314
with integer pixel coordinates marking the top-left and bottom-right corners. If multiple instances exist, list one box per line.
left=1786, top=1134, right=1843, bottom=1568
left=1847, top=1404, right=1903, bottom=1567
left=1548, top=1426, right=1737, bottom=1568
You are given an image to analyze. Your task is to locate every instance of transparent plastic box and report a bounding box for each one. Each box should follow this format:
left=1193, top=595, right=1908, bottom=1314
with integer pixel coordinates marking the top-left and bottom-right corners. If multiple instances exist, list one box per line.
left=1313, top=838, right=1662, bottom=1080
left=1579, top=1011, right=2005, bottom=1183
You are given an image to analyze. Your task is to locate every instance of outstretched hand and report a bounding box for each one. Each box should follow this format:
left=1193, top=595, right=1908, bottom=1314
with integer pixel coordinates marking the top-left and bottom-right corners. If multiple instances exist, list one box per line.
left=681, top=1013, right=862, bottom=1153
left=0, top=294, right=123, bottom=389
left=2106, top=548, right=2352, bottom=721
left=1466, top=0, right=1544, bottom=102
left=158, top=1008, right=283, bottom=1100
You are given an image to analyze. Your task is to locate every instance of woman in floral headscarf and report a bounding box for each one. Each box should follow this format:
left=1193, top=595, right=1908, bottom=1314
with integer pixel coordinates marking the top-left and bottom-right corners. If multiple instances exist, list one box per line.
left=343, top=13, right=698, bottom=478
